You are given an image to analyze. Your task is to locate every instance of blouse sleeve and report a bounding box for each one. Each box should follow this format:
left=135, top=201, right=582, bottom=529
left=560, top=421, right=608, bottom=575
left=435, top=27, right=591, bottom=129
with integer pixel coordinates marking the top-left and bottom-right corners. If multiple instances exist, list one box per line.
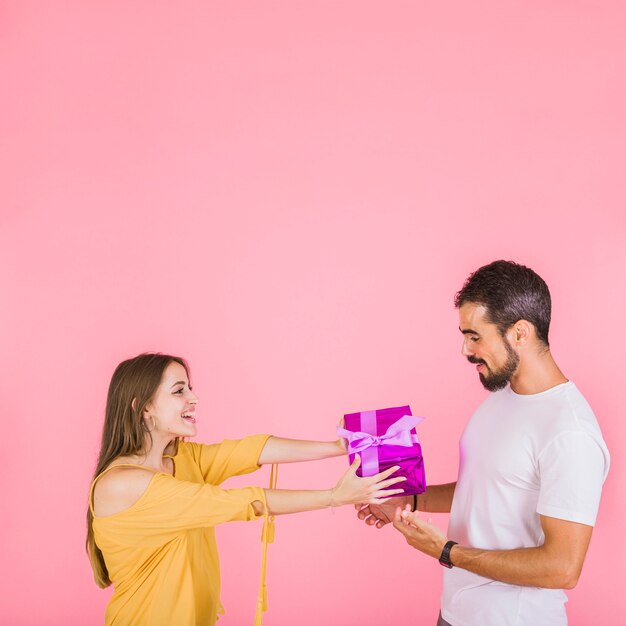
left=102, top=474, right=267, bottom=547
left=182, top=434, right=272, bottom=485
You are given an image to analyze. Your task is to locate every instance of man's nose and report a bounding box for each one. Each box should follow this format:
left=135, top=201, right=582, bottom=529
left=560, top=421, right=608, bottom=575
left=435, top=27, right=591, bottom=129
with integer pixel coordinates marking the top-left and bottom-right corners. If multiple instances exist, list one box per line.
left=461, top=340, right=472, bottom=357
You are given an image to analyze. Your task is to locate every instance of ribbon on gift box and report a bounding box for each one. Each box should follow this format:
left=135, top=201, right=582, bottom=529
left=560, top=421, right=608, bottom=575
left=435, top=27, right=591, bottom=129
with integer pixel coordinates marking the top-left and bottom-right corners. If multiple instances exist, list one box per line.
left=337, top=413, right=424, bottom=476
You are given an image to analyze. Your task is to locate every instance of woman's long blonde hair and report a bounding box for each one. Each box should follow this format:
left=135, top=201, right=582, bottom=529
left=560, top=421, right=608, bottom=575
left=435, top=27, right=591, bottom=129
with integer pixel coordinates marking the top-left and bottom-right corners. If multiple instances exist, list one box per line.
left=86, top=353, right=189, bottom=588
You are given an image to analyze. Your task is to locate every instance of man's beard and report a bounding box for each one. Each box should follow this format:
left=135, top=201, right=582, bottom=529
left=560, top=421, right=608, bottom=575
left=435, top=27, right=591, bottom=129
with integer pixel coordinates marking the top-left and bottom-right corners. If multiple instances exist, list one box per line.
left=468, top=338, right=520, bottom=392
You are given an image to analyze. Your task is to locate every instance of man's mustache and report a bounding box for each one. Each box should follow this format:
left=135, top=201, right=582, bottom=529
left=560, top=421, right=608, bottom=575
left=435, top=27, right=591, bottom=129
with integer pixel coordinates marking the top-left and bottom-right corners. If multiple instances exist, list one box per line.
left=467, top=356, right=487, bottom=366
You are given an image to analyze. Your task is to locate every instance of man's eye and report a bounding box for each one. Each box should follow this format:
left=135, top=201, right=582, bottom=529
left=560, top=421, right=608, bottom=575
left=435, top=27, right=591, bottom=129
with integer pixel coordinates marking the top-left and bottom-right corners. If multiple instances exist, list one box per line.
left=471, top=337, right=479, bottom=343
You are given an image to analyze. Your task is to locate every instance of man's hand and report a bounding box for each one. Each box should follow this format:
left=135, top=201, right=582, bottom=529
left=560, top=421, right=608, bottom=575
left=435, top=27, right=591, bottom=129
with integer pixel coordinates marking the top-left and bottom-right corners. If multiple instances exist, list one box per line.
left=355, top=495, right=411, bottom=528
left=392, top=504, right=448, bottom=559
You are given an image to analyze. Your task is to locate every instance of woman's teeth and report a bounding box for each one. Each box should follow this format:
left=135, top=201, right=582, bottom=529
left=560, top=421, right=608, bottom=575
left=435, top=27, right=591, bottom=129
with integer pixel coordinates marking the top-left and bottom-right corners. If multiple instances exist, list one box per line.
left=182, top=413, right=196, bottom=424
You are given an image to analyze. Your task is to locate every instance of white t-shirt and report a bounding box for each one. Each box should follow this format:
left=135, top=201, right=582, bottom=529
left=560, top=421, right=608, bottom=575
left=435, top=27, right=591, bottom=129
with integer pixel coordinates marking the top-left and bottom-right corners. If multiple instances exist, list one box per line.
left=441, top=381, right=610, bottom=626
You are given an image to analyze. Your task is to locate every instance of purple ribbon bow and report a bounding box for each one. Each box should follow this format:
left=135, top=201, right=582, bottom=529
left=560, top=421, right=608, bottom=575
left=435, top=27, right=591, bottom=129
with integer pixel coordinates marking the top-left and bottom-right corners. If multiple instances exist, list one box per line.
left=337, top=414, right=423, bottom=475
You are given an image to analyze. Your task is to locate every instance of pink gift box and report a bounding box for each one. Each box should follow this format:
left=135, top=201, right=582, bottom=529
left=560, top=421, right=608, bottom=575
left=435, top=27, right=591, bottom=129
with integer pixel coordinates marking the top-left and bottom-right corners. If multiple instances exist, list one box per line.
left=338, top=405, right=426, bottom=496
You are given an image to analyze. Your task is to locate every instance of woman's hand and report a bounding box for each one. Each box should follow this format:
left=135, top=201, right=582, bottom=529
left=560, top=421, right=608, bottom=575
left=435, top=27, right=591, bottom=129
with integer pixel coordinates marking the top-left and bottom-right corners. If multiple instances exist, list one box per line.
left=330, top=454, right=406, bottom=507
left=336, top=417, right=348, bottom=454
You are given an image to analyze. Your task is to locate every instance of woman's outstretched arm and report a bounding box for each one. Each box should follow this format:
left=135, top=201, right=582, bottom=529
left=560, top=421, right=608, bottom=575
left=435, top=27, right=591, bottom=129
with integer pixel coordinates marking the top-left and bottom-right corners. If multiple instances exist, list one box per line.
left=252, top=455, right=406, bottom=515
left=257, top=436, right=346, bottom=465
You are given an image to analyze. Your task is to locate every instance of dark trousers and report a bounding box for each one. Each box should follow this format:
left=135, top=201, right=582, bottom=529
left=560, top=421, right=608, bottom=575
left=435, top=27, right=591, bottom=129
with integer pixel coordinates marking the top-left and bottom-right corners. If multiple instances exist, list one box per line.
left=437, top=612, right=453, bottom=626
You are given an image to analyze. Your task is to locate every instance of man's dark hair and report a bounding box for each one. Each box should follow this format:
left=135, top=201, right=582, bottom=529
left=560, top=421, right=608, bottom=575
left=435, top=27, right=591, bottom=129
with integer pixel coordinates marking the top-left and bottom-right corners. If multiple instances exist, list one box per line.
left=454, top=260, right=551, bottom=346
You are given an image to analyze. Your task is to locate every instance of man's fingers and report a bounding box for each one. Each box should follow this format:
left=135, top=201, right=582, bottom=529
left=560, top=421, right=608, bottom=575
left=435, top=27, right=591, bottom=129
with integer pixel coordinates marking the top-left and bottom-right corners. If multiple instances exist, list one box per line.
left=392, top=517, right=411, bottom=536
left=368, top=515, right=389, bottom=528
left=357, top=504, right=392, bottom=526
left=365, top=513, right=390, bottom=527
left=400, top=509, right=423, bottom=527
left=355, top=503, right=370, bottom=518
left=357, top=505, right=387, bottom=526
left=393, top=513, right=418, bottom=535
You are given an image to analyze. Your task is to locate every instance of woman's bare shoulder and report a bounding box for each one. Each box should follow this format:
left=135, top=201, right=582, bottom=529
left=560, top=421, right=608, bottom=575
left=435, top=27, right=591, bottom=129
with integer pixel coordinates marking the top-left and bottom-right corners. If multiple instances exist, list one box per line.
left=93, top=466, right=157, bottom=517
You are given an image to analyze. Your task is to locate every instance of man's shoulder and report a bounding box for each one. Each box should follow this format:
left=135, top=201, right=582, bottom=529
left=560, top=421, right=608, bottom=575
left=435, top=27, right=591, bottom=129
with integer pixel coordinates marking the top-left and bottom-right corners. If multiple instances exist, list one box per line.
left=547, top=382, right=600, bottom=430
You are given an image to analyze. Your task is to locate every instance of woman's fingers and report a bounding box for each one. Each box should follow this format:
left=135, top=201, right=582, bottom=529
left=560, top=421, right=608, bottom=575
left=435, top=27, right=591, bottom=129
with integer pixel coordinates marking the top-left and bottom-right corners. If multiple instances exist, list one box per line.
left=369, top=497, right=397, bottom=505
left=374, top=475, right=407, bottom=490
left=370, top=465, right=401, bottom=482
left=350, top=454, right=362, bottom=473
left=368, top=488, right=405, bottom=502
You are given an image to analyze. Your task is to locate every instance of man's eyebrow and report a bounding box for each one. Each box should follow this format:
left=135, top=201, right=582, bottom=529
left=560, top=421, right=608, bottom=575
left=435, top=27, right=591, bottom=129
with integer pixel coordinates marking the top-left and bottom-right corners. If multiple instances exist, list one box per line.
left=459, top=327, right=480, bottom=335
left=170, top=381, right=187, bottom=388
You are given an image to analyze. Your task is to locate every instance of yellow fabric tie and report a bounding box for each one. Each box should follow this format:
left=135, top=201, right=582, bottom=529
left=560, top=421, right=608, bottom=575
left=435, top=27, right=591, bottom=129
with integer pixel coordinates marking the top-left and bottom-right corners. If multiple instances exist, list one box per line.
left=254, top=463, right=277, bottom=626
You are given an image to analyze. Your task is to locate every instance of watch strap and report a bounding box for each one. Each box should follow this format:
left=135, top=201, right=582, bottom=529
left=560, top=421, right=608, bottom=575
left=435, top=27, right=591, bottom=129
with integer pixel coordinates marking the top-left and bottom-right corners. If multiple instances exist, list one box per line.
left=438, top=540, right=458, bottom=568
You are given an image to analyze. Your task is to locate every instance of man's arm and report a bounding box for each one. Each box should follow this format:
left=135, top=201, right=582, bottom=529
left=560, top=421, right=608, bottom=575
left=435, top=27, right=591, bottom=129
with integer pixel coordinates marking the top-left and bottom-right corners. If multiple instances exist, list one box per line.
left=417, top=482, right=456, bottom=513
left=357, top=482, right=457, bottom=528
left=393, top=508, right=593, bottom=589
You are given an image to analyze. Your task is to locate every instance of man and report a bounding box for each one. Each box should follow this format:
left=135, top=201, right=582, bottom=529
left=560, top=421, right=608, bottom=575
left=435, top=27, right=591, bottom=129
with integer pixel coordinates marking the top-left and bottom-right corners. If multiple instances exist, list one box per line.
left=357, top=260, right=610, bottom=626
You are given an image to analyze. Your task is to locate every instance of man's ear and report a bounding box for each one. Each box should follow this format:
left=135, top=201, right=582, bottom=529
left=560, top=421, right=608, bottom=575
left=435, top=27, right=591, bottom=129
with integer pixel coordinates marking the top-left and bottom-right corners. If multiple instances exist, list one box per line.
left=511, top=320, right=532, bottom=346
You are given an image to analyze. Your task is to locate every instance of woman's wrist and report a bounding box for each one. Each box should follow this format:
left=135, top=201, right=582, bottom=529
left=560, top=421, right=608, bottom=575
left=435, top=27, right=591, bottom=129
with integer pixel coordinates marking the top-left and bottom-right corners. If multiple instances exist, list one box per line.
left=327, top=488, right=337, bottom=508
left=334, top=438, right=348, bottom=456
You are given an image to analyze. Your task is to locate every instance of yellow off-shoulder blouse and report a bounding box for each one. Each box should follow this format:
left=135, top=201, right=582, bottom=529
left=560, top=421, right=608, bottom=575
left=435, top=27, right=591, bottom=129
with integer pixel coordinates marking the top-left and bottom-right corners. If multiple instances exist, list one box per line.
left=90, top=434, right=271, bottom=626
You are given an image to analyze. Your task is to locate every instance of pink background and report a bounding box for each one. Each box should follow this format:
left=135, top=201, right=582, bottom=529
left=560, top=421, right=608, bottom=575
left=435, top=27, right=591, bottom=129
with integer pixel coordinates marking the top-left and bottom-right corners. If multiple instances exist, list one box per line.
left=1, top=2, right=625, bottom=624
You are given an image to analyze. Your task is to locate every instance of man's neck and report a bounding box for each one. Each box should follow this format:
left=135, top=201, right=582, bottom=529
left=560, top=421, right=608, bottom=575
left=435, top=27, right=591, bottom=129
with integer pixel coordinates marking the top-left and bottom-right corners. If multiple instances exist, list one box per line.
left=509, top=349, right=568, bottom=395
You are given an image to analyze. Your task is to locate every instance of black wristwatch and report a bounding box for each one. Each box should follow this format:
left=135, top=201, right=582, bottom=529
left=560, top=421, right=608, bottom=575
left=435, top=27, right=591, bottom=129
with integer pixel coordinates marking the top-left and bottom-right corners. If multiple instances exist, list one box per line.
left=439, top=540, right=458, bottom=568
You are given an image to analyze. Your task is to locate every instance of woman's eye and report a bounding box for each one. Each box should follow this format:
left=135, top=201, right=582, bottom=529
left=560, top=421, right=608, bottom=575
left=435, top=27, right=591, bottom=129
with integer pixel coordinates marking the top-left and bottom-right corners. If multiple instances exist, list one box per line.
left=174, top=389, right=184, bottom=394
left=471, top=337, right=479, bottom=343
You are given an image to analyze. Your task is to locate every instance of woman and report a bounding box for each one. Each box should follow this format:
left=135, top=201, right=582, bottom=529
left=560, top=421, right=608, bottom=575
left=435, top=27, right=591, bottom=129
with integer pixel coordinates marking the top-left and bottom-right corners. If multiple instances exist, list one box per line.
left=87, top=353, right=404, bottom=625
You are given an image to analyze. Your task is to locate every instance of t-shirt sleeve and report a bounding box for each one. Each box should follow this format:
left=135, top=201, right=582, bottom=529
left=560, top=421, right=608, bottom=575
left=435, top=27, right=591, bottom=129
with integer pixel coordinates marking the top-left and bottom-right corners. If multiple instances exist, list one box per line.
left=537, top=430, right=609, bottom=526
left=105, top=474, right=268, bottom=546
left=184, top=434, right=272, bottom=485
